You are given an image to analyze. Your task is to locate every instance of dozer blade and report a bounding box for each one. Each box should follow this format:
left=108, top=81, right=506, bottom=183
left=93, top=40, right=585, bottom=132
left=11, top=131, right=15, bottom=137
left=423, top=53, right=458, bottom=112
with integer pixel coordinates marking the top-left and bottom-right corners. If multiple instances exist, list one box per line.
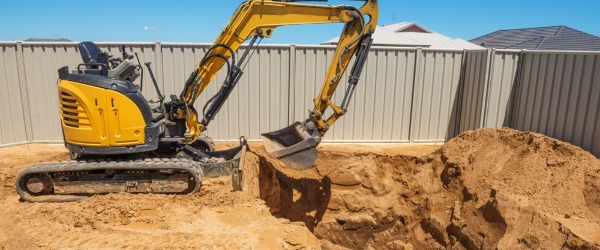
left=261, top=122, right=319, bottom=171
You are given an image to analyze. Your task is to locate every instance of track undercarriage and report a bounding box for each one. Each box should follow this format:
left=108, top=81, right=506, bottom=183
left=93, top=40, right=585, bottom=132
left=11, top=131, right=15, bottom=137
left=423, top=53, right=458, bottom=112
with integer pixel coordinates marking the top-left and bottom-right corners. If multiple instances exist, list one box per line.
left=16, top=158, right=202, bottom=203
left=16, top=140, right=247, bottom=203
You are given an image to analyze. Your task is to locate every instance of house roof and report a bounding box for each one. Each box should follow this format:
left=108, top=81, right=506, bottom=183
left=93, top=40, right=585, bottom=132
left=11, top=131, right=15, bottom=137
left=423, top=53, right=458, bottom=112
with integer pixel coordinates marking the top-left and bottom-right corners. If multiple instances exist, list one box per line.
left=24, top=38, right=72, bottom=42
left=470, top=26, right=600, bottom=51
left=323, top=22, right=484, bottom=50
left=378, top=22, right=432, bottom=33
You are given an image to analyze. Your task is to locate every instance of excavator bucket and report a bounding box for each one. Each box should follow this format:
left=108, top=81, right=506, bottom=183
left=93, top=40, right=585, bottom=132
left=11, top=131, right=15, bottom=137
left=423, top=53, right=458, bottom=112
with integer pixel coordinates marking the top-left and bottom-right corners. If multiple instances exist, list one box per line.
left=261, top=122, right=319, bottom=171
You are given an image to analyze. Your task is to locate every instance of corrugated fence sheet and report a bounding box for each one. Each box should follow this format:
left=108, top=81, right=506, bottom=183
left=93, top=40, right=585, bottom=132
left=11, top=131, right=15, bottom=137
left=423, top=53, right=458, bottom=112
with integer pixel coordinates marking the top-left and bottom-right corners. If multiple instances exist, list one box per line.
left=483, top=50, right=522, bottom=128
left=162, top=44, right=291, bottom=140
left=21, top=43, right=80, bottom=142
left=511, top=51, right=600, bottom=157
left=411, top=49, right=464, bottom=142
left=290, top=46, right=416, bottom=142
left=0, top=43, right=28, bottom=145
left=458, top=50, right=488, bottom=133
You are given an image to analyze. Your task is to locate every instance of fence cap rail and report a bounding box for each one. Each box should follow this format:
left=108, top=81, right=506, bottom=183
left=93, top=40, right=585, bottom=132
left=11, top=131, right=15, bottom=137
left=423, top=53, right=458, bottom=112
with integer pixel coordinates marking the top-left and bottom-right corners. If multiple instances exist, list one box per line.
left=521, top=49, right=600, bottom=55
left=492, top=48, right=600, bottom=55
left=4, top=41, right=576, bottom=53
left=18, top=41, right=159, bottom=46
left=6, top=41, right=599, bottom=55
left=0, top=41, right=20, bottom=45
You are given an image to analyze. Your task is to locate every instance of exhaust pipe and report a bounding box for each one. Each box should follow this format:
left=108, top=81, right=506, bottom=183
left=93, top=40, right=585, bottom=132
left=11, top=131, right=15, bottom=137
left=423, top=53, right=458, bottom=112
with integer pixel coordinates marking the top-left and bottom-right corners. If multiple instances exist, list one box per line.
left=261, top=121, right=321, bottom=171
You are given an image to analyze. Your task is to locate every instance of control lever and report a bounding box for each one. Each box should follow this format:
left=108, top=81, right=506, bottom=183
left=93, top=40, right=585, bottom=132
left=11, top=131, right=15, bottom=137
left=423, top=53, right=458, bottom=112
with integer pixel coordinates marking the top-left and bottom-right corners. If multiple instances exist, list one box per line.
left=121, top=44, right=133, bottom=60
left=134, top=53, right=144, bottom=92
left=144, top=62, right=165, bottom=104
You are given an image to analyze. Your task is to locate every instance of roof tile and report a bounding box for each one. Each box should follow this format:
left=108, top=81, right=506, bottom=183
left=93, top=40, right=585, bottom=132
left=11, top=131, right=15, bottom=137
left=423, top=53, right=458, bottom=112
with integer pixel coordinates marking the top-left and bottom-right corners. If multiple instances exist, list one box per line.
left=470, top=26, right=600, bottom=51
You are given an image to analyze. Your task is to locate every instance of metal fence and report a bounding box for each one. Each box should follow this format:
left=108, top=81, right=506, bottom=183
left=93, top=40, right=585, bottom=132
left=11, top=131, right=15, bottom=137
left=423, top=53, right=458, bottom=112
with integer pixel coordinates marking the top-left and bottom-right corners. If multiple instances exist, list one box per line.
left=0, top=41, right=598, bottom=157
left=511, top=51, right=600, bottom=157
left=0, top=43, right=28, bottom=146
left=456, top=49, right=600, bottom=157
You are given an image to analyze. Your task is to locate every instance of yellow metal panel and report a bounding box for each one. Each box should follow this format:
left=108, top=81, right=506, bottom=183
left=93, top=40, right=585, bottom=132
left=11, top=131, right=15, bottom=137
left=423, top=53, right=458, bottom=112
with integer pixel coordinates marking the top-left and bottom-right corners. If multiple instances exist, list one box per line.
left=58, top=80, right=146, bottom=147
left=105, top=90, right=146, bottom=146
left=58, top=80, right=109, bottom=146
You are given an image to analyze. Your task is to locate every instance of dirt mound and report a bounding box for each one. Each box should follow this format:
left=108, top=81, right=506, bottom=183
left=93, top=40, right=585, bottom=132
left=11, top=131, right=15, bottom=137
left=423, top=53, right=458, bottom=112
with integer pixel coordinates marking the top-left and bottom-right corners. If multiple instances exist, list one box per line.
left=441, top=129, right=600, bottom=249
left=247, top=128, right=600, bottom=249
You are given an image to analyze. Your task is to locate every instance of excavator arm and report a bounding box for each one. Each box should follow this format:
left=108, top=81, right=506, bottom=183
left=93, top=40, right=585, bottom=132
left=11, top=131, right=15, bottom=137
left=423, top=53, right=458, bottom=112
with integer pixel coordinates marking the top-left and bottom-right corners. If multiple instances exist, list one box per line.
left=174, top=0, right=378, bottom=169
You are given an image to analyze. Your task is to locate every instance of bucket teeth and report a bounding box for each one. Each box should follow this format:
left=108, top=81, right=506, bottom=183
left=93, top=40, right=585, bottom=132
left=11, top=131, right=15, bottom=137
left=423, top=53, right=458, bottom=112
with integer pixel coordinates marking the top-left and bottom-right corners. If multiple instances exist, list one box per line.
left=261, top=122, right=319, bottom=171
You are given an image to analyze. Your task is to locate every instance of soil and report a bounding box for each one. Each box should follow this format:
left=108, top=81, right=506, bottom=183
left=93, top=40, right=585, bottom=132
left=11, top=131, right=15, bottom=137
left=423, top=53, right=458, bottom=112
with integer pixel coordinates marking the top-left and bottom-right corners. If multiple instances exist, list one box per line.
left=0, top=144, right=320, bottom=249
left=0, top=128, right=599, bottom=249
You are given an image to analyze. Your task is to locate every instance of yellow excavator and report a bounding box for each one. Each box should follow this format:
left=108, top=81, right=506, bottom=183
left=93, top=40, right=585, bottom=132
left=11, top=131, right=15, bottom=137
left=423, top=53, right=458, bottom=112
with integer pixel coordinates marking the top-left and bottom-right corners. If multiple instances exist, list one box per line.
left=16, top=0, right=378, bottom=202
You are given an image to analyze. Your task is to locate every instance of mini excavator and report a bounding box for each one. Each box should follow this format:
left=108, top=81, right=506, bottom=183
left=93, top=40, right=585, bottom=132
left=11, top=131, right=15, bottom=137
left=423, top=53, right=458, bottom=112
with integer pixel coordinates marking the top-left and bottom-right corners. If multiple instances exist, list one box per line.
left=16, top=0, right=378, bottom=202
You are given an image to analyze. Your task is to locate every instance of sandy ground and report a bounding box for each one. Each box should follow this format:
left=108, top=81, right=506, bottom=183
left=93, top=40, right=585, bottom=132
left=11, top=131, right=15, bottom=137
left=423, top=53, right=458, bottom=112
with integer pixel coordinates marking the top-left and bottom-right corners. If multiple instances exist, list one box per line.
left=0, top=128, right=599, bottom=249
left=0, top=144, right=321, bottom=249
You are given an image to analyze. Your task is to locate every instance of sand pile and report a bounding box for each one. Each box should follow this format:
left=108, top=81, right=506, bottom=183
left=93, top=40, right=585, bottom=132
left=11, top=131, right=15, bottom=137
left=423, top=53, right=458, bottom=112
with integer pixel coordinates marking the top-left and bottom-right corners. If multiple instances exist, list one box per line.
left=246, top=128, right=600, bottom=249
left=0, top=128, right=598, bottom=249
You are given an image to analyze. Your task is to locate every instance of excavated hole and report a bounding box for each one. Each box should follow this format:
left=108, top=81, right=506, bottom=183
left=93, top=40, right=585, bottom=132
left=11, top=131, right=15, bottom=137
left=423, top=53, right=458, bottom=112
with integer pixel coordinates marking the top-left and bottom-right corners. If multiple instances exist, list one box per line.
left=257, top=154, right=331, bottom=231
left=247, top=148, right=530, bottom=249
left=249, top=148, right=448, bottom=249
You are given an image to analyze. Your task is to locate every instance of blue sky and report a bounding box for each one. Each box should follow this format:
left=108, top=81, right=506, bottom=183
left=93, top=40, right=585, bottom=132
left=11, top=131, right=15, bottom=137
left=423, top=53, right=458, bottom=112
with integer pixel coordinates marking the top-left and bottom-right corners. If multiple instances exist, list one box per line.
left=1, top=0, right=598, bottom=44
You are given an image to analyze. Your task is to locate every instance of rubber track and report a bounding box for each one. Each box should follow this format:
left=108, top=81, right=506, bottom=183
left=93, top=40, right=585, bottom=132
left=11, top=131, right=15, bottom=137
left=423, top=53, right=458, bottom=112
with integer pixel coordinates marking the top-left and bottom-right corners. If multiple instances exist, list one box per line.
left=16, top=158, right=203, bottom=203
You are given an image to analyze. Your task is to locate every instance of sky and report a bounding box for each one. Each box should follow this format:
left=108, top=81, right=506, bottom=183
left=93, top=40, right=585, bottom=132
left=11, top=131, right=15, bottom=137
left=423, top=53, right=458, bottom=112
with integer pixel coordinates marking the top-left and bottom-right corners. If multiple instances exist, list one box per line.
left=1, top=0, right=599, bottom=44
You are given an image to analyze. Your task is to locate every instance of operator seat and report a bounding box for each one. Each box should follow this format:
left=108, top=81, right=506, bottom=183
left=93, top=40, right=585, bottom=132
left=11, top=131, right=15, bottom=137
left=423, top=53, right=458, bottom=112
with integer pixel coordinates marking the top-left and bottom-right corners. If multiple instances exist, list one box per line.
left=77, top=41, right=111, bottom=73
left=76, top=41, right=140, bottom=81
left=78, top=41, right=100, bottom=65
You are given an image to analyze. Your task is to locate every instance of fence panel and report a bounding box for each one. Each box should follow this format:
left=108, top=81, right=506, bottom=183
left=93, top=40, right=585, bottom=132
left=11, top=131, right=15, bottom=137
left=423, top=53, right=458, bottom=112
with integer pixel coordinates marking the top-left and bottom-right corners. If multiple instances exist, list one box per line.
left=512, top=51, right=600, bottom=157
left=161, top=44, right=291, bottom=140
left=411, top=50, right=464, bottom=142
left=458, top=50, right=488, bottom=133
left=0, top=44, right=28, bottom=145
left=21, top=43, right=81, bottom=142
left=238, top=45, right=291, bottom=141
left=483, top=50, right=522, bottom=128
left=289, top=46, right=415, bottom=142
left=372, top=48, right=416, bottom=142
left=289, top=46, right=335, bottom=139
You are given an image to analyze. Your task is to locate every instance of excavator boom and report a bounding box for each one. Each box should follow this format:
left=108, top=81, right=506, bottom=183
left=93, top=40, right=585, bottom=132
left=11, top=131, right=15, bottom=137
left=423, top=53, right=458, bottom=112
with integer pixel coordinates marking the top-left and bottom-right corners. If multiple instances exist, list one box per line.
left=180, top=0, right=378, bottom=170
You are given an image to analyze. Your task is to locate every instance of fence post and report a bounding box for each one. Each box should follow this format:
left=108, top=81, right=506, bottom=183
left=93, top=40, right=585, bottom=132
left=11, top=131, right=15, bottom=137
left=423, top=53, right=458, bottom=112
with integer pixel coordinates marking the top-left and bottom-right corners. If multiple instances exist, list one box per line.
left=452, top=49, right=469, bottom=137
left=481, top=48, right=496, bottom=128
left=408, top=47, right=423, bottom=142
left=287, top=44, right=296, bottom=125
left=506, top=50, right=526, bottom=128
left=154, top=41, right=164, bottom=93
left=15, top=41, right=34, bottom=143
